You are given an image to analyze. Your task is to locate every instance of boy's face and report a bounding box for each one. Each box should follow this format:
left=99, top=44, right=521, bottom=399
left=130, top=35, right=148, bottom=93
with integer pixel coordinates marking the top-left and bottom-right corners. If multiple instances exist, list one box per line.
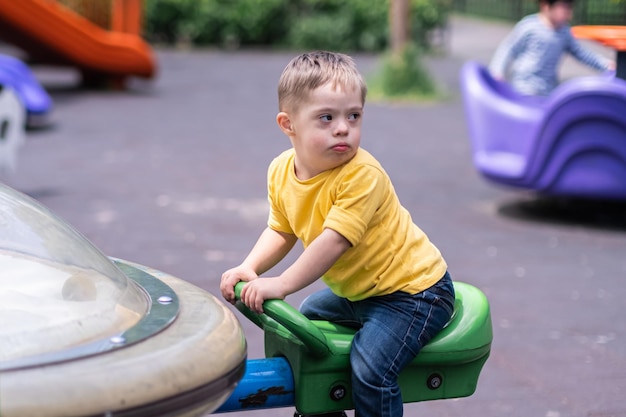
left=280, top=82, right=363, bottom=180
left=543, top=1, right=573, bottom=28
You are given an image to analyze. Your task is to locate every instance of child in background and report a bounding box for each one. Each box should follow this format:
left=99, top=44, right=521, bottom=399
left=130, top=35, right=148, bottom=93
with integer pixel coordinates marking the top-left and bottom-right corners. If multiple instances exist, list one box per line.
left=220, top=51, right=455, bottom=417
left=489, top=0, right=615, bottom=96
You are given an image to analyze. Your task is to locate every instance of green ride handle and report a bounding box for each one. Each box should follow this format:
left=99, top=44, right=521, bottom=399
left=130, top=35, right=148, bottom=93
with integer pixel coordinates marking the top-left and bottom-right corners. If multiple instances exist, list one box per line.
left=234, top=282, right=331, bottom=358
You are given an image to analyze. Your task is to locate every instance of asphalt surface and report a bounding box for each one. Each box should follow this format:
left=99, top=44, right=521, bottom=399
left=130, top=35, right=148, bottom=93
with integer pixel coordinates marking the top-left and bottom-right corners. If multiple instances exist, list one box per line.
left=3, top=14, right=625, bottom=417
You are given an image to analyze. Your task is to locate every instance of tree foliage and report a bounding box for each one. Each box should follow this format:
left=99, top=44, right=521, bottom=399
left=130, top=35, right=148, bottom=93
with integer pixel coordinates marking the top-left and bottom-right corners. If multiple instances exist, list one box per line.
left=143, top=0, right=450, bottom=51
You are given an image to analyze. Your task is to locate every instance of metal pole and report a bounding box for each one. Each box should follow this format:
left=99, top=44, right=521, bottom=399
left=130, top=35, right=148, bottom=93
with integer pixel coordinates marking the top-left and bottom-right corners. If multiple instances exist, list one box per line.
left=617, top=51, right=626, bottom=80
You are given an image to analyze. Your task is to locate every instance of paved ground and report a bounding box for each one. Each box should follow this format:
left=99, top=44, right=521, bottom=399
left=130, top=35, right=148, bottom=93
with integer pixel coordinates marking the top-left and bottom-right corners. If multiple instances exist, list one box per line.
left=3, top=14, right=626, bottom=417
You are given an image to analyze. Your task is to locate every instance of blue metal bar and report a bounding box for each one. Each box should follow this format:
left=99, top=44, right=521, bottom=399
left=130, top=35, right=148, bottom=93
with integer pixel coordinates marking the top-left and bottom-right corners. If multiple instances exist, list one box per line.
left=215, top=357, right=295, bottom=413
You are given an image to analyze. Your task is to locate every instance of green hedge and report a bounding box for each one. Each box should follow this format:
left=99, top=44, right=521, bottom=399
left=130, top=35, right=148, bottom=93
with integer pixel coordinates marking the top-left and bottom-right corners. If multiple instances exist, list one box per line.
left=451, top=0, right=626, bottom=25
left=144, top=0, right=450, bottom=51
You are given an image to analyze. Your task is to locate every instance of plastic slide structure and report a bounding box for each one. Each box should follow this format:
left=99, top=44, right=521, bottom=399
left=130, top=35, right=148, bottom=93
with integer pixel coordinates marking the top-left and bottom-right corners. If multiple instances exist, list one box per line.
left=0, top=0, right=157, bottom=87
left=0, top=54, right=53, bottom=127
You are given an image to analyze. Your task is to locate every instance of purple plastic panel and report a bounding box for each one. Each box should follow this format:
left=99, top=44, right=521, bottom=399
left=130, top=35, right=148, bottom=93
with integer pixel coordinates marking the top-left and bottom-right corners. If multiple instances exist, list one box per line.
left=460, top=61, right=626, bottom=200
left=460, top=62, right=545, bottom=180
left=0, top=54, right=52, bottom=116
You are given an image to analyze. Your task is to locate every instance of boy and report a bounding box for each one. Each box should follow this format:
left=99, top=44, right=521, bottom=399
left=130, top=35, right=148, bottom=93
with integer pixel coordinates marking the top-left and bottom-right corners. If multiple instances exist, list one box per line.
left=220, top=51, right=455, bottom=417
left=489, top=0, right=615, bottom=96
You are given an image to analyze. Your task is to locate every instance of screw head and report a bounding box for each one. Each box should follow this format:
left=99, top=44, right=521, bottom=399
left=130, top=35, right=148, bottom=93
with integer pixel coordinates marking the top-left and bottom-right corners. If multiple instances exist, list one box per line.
left=330, top=385, right=346, bottom=400
left=158, top=295, right=173, bottom=304
left=427, top=373, right=443, bottom=390
left=110, top=336, right=126, bottom=345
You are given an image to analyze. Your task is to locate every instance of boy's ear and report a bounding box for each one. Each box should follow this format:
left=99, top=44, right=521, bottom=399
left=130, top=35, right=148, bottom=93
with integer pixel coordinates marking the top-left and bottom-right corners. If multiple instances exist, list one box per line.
left=276, top=112, right=295, bottom=136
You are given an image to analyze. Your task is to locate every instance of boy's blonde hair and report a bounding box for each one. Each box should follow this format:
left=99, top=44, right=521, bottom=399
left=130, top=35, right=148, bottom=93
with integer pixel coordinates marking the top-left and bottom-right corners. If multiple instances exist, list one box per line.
left=277, top=51, right=367, bottom=112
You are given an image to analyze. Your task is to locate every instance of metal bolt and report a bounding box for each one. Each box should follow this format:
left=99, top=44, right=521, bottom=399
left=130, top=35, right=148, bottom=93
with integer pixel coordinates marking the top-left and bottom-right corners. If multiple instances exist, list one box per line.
left=427, top=374, right=443, bottom=390
left=330, top=385, right=346, bottom=401
left=158, top=295, right=173, bottom=304
left=110, top=336, right=126, bottom=345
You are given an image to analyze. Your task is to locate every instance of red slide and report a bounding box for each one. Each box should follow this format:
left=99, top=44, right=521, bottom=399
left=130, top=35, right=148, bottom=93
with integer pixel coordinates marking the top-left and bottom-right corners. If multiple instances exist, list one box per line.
left=0, top=0, right=156, bottom=80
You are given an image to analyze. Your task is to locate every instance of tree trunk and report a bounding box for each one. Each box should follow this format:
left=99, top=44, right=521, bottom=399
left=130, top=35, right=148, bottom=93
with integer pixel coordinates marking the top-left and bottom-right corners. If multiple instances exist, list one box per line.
left=389, top=0, right=410, bottom=56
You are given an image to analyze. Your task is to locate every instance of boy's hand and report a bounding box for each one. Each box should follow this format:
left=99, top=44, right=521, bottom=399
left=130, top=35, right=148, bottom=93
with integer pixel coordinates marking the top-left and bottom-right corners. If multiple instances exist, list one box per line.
left=220, top=265, right=258, bottom=304
left=240, top=278, right=286, bottom=314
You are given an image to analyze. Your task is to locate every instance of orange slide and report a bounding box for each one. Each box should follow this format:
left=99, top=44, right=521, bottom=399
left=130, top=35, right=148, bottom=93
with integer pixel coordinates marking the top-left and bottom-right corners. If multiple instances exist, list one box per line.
left=0, top=0, right=156, bottom=82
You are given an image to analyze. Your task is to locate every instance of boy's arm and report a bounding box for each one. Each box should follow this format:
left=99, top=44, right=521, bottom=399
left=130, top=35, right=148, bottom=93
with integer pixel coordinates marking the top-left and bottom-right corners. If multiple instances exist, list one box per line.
left=221, top=227, right=297, bottom=303
left=239, top=228, right=351, bottom=313
left=567, top=33, right=614, bottom=71
left=489, top=22, right=528, bottom=79
left=243, top=227, right=298, bottom=275
left=489, top=31, right=519, bottom=79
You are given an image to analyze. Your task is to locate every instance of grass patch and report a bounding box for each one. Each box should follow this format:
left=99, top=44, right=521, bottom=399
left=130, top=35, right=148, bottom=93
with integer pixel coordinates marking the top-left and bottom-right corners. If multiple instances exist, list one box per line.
left=366, top=43, right=442, bottom=104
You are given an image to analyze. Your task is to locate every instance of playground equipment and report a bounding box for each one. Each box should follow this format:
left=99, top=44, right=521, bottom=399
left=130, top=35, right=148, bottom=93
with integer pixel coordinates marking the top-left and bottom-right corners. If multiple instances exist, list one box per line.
left=0, top=181, right=492, bottom=416
left=0, top=0, right=156, bottom=88
left=460, top=60, right=626, bottom=200
left=0, top=183, right=246, bottom=417
left=0, top=54, right=53, bottom=128
left=0, top=82, right=26, bottom=174
left=216, top=280, right=492, bottom=414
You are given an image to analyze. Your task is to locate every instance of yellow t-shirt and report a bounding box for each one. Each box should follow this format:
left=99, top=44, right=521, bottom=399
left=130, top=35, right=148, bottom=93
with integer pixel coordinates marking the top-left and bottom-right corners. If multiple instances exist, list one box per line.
left=267, top=147, right=447, bottom=301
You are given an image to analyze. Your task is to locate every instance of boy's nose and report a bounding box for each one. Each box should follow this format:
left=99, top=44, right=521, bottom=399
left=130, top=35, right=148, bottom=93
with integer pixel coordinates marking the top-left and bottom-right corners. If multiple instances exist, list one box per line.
left=334, top=120, right=349, bottom=135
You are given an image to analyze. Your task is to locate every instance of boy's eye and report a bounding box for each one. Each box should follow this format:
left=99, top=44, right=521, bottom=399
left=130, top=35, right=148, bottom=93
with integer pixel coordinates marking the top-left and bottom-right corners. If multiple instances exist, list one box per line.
left=348, top=113, right=361, bottom=121
left=320, top=114, right=333, bottom=121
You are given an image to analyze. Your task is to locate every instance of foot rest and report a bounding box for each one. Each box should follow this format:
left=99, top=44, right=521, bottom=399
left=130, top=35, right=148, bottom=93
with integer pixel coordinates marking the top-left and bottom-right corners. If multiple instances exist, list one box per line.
left=234, top=281, right=492, bottom=415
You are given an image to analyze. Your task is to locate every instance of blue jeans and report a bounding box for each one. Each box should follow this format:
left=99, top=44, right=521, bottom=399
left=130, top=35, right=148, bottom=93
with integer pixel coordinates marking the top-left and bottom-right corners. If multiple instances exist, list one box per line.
left=299, top=272, right=455, bottom=417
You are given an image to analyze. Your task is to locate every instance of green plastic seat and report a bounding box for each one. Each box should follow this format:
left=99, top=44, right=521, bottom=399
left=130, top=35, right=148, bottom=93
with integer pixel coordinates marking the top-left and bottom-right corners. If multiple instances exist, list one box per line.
left=235, top=281, right=492, bottom=415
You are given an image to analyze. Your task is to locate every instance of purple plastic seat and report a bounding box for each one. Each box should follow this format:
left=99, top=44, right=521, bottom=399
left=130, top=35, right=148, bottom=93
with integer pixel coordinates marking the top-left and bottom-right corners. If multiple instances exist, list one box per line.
left=460, top=61, right=626, bottom=200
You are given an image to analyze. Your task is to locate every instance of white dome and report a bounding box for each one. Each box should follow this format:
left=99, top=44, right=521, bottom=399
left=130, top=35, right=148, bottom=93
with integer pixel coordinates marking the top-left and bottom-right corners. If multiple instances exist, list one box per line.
left=0, top=183, right=246, bottom=417
left=0, top=183, right=147, bottom=367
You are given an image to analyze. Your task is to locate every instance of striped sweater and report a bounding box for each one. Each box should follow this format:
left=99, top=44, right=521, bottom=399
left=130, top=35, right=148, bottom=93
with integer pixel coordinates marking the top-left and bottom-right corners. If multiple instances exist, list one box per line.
left=489, top=14, right=611, bottom=96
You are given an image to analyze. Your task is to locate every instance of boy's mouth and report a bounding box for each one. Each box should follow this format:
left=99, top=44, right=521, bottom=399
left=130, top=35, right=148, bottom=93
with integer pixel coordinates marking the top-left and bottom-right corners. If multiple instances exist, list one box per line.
left=332, top=144, right=350, bottom=152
